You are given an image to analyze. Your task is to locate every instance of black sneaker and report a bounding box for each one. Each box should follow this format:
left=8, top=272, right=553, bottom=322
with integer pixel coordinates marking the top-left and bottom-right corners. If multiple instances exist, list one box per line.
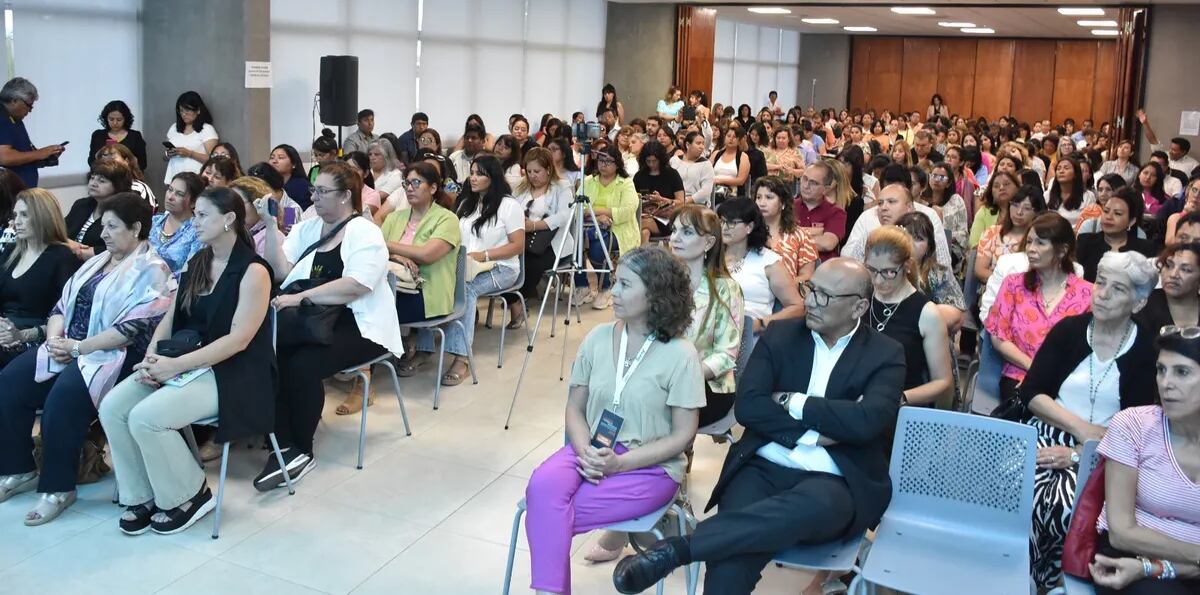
left=119, top=502, right=156, bottom=536
left=150, top=485, right=215, bottom=535
left=253, top=448, right=313, bottom=492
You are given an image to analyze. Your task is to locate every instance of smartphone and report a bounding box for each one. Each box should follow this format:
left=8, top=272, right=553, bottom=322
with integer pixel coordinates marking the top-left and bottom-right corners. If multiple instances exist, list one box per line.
left=59, top=140, right=70, bottom=147
left=266, top=198, right=279, bottom=217
left=162, top=141, right=176, bottom=150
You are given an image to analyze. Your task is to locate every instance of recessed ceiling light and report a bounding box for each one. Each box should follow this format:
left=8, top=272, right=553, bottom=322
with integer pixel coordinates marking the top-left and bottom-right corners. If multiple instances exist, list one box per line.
left=748, top=7, right=791, bottom=15
left=801, top=18, right=840, bottom=25
left=891, top=7, right=936, bottom=15
left=961, top=28, right=995, bottom=34
left=1077, top=20, right=1118, bottom=27
left=938, top=22, right=976, bottom=28
left=1091, top=29, right=1120, bottom=36
left=844, top=26, right=878, bottom=32
left=1057, top=8, right=1106, bottom=16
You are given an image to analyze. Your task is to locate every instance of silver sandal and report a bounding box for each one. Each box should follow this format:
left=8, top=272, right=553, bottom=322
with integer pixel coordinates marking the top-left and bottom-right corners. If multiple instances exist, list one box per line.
left=24, top=491, right=76, bottom=526
left=0, top=472, right=38, bottom=503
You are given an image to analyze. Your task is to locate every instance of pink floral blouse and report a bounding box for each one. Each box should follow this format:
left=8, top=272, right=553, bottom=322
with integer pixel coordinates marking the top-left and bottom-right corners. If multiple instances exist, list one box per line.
left=984, top=272, right=1093, bottom=382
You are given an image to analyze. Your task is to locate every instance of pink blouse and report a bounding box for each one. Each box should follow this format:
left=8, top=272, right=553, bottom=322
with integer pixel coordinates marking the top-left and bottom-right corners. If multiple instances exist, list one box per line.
left=984, top=272, right=1093, bottom=381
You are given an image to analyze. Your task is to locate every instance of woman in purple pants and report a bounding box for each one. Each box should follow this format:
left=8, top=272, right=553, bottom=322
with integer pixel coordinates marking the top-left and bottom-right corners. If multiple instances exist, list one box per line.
left=524, top=245, right=705, bottom=594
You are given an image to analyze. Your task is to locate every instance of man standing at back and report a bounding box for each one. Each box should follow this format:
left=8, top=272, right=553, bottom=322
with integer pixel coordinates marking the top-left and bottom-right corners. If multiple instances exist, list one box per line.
left=612, top=258, right=905, bottom=595
left=396, top=112, right=428, bottom=164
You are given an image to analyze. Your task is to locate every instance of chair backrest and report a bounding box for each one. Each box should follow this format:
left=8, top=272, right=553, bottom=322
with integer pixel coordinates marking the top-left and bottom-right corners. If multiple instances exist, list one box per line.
left=887, top=408, right=1038, bottom=538
left=962, top=248, right=980, bottom=323
left=1071, top=440, right=1102, bottom=505
left=970, top=329, right=1003, bottom=416
left=451, top=249, right=469, bottom=315
left=734, top=314, right=757, bottom=382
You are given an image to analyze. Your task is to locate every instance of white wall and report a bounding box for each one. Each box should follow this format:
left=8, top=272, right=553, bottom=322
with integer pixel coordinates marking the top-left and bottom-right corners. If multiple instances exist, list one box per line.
left=712, top=19, right=800, bottom=115
left=269, top=0, right=606, bottom=152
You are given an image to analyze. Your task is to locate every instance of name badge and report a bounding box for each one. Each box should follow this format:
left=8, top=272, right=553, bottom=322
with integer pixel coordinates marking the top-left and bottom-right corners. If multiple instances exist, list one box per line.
left=591, top=409, right=624, bottom=449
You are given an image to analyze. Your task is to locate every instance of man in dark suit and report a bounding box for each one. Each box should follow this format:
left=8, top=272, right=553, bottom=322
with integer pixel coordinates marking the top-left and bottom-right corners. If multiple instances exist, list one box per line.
left=613, top=258, right=906, bottom=595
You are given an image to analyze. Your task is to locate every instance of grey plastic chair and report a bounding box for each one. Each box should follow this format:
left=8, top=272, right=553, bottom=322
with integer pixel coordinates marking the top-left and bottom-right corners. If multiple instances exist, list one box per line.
left=697, top=315, right=756, bottom=440
left=971, top=329, right=1002, bottom=416
left=770, top=534, right=867, bottom=593
left=1049, top=440, right=1101, bottom=595
left=481, top=251, right=530, bottom=368
left=501, top=494, right=698, bottom=595
left=960, top=359, right=980, bottom=413
left=398, top=250, right=478, bottom=409
left=851, top=408, right=1038, bottom=595
left=338, top=354, right=411, bottom=469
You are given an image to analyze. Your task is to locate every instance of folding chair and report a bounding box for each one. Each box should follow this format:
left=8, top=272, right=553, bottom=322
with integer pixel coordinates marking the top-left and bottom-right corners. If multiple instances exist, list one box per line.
left=482, top=251, right=530, bottom=368
left=851, top=408, right=1038, bottom=595
left=501, top=494, right=699, bottom=595
left=1049, top=440, right=1101, bottom=595
left=398, top=250, right=478, bottom=409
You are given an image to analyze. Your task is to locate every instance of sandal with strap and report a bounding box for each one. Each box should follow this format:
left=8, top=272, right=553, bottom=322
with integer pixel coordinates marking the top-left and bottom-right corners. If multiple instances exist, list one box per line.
left=24, top=491, right=76, bottom=526
left=335, top=379, right=376, bottom=416
left=119, top=502, right=157, bottom=536
left=397, top=353, right=431, bottom=377
left=440, top=359, right=470, bottom=387
left=0, top=471, right=38, bottom=503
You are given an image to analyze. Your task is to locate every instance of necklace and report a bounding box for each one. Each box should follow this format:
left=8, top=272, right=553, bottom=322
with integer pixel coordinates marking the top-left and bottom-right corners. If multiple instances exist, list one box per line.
left=726, top=253, right=746, bottom=273
left=1086, top=319, right=1134, bottom=423
left=870, top=297, right=901, bottom=332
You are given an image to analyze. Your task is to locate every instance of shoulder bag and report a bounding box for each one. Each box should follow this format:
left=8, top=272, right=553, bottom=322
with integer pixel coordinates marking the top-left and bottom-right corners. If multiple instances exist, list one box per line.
left=275, top=217, right=356, bottom=347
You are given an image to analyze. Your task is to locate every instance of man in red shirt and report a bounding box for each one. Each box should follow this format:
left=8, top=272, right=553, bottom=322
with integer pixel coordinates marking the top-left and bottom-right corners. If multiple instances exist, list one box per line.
left=793, top=160, right=847, bottom=260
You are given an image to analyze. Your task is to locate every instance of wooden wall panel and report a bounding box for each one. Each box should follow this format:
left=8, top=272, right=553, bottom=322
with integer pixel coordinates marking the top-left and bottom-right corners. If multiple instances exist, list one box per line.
left=849, top=37, right=873, bottom=112
left=864, top=38, right=903, bottom=113
left=1091, top=41, right=1117, bottom=127
left=1010, top=40, right=1057, bottom=125
left=936, top=39, right=977, bottom=118
left=900, top=39, right=941, bottom=116
left=1052, top=41, right=1098, bottom=125
left=971, top=39, right=1016, bottom=120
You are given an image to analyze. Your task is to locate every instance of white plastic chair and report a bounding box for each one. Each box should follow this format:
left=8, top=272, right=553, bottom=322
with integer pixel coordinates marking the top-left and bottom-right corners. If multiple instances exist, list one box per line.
left=851, top=408, right=1038, bottom=595
left=481, top=251, right=530, bottom=368
left=398, top=250, right=478, bottom=409
left=501, top=494, right=698, bottom=595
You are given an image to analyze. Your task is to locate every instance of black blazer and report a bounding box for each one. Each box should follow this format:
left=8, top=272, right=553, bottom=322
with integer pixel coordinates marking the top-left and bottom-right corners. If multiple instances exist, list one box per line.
left=706, top=319, right=906, bottom=537
left=1020, top=313, right=1159, bottom=410
left=1074, top=232, right=1155, bottom=282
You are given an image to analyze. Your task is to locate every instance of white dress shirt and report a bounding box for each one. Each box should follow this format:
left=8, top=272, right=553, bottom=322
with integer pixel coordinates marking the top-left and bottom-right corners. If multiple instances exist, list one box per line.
left=755, top=321, right=861, bottom=476
left=841, top=203, right=952, bottom=269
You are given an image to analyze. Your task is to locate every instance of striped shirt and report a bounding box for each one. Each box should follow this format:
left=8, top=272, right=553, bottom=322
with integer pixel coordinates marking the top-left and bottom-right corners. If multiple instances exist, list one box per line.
left=1097, top=406, right=1200, bottom=544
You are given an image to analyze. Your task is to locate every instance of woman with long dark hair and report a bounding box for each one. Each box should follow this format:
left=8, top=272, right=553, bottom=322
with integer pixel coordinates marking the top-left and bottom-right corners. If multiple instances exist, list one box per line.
left=1133, top=161, right=1170, bottom=218
left=163, top=91, right=218, bottom=184
left=269, top=144, right=313, bottom=210
left=1046, top=155, right=1094, bottom=227
left=493, top=134, right=524, bottom=191
left=89, top=100, right=147, bottom=171
left=596, top=83, right=625, bottom=125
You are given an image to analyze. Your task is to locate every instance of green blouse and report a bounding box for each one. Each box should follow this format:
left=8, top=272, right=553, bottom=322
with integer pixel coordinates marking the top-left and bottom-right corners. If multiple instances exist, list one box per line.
left=583, top=174, right=640, bottom=256
left=685, top=276, right=745, bottom=394
left=380, top=203, right=461, bottom=317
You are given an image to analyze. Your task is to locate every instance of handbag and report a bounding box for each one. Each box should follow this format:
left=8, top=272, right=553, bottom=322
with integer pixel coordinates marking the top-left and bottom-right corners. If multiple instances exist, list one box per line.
left=275, top=217, right=356, bottom=347
left=525, top=228, right=555, bottom=256
left=990, top=395, right=1028, bottom=422
left=465, top=257, right=497, bottom=282
left=1061, top=456, right=1107, bottom=580
left=387, top=261, right=424, bottom=295
left=155, top=329, right=202, bottom=358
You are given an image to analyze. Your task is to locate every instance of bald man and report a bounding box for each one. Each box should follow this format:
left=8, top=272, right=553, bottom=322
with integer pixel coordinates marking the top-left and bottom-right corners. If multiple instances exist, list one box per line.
left=614, top=259, right=906, bottom=595
left=841, top=182, right=953, bottom=269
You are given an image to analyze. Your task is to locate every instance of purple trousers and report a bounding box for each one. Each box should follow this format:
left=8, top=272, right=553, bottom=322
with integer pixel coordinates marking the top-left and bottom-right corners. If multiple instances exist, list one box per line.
left=525, top=445, right=679, bottom=594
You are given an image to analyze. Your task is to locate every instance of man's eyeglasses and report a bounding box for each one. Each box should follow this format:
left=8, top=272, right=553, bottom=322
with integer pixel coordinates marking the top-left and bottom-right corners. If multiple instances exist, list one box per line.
left=1161, top=325, right=1200, bottom=339
left=865, top=264, right=904, bottom=280
left=799, top=177, right=827, bottom=188
left=800, top=281, right=865, bottom=307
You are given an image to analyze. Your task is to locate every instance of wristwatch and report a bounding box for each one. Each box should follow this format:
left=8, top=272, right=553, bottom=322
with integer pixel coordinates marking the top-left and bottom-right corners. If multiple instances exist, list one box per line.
left=70, top=341, right=81, bottom=359
left=1069, top=451, right=1081, bottom=465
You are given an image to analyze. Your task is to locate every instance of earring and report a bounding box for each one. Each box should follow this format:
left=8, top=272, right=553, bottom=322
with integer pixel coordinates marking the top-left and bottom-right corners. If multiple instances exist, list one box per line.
left=223, top=223, right=230, bottom=232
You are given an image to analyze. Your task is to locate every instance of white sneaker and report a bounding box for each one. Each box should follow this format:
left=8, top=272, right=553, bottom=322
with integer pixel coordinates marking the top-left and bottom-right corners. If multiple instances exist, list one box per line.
left=592, top=289, right=612, bottom=310
left=572, top=287, right=594, bottom=305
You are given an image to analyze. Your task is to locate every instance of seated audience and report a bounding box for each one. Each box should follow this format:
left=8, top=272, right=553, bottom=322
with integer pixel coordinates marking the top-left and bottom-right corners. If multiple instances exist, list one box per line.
left=634, top=141, right=686, bottom=244
left=493, top=134, right=525, bottom=191
left=94, top=143, right=156, bottom=208
left=925, top=161, right=968, bottom=261
left=755, top=175, right=817, bottom=283
left=573, top=145, right=639, bottom=309
left=1097, top=139, right=1138, bottom=186
left=307, top=129, right=338, bottom=184
left=256, top=162, right=402, bottom=490
left=671, top=131, right=715, bottom=207
left=163, top=91, right=218, bottom=184
left=89, top=100, right=147, bottom=171
left=504, top=148, right=572, bottom=327
left=341, top=151, right=381, bottom=214
left=1133, top=162, right=1170, bottom=218
left=711, top=128, right=751, bottom=197
left=1046, top=156, right=1096, bottom=227
left=1136, top=243, right=1200, bottom=331
left=985, top=213, right=1093, bottom=402
left=65, top=160, right=134, bottom=260
left=246, top=162, right=302, bottom=233
left=1085, top=330, right=1200, bottom=593
left=412, top=155, right=523, bottom=387
left=99, top=187, right=273, bottom=536
left=841, top=183, right=953, bottom=269
left=0, top=169, right=26, bottom=248
left=1076, top=187, right=1156, bottom=282
left=896, top=211, right=966, bottom=333
left=763, top=127, right=804, bottom=183
left=793, top=160, right=848, bottom=261
left=209, top=142, right=243, bottom=173
left=367, top=139, right=405, bottom=216
left=613, top=258, right=904, bottom=595
left=863, top=226, right=953, bottom=407
left=1075, top=173, right=1129, bottom=235
left=975, top=184, right=1047, bottom=282
left=1021, top=251, right=1160, bottom=589
left=200, top=155, right=238, bottom=189
left=228, top=176, right=285, bottom=258
left=150, top=172, right=205, bottom=275
left=0, top=189, right=80, bottom=369
left=716, top=198, right=805, bottom=334
left=269, top=144, right=313, bottom=210
left=547, top=137, right=582, bottom=192
left=525, top=246, right=702, bottom=595
left=0, top=193, right=173, bottom=525
left=1163, top=176, right=1200, bottom=245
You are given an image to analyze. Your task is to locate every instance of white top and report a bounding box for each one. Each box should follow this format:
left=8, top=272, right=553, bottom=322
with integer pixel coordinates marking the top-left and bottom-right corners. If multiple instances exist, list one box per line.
left=670, top=156, right=715, bottom=207
left=1057, top=324, right=1136, bottom=426
left=503, top=163, right=523, bottom=192
left=448, top=149, right=476, bottom=183
left=841, top=203, right=952, bottom=269
left=280, top=215, right=404, bottom=355
left=981, top=252, right=1085, bottom=324
left=460, top=196, right=525, bottom=271
left=755, top=321, right=863, bottom=476
left=713, top=151, right=739, bottom=181
left=163, top=124, right=218, bottom=183
left=624, top=156, right=639, bottom=177
left=374, top=169, right=405, bottom=202
left=1150, top=143, right=1200, bottom=175
left=132, top=180, right=157, bottom=208
left=732, top=248, right=782, bottom=319
left=1045, top=188, right=1096, bottom=226
left=516, top=180, right=574, bottom=259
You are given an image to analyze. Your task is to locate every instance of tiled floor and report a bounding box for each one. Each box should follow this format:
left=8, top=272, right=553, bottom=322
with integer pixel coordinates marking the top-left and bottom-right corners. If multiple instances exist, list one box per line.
left=0, top=303, right=818, bottom=594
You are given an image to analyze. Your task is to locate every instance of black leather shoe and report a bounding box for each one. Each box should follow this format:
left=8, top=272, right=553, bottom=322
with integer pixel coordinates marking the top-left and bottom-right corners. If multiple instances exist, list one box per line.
left=612, top=539, right=683, bottom=594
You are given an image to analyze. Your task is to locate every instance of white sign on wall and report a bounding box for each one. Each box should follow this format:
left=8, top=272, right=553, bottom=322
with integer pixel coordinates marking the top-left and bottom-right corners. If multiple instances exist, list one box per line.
left=245, top=61, right=273, bottom=89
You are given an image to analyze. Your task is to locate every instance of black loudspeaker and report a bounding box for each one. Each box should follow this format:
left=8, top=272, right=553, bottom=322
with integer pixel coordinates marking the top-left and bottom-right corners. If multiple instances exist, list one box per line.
left=319, top=55, right=358, bottom=126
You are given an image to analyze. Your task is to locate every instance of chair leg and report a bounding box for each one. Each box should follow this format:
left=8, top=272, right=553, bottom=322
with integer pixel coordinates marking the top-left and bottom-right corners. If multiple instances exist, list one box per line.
left=182, top=426, right=202, bottom=468
left=650, top=527, right=667, bottom=595
left=485, top=297, right=496, bottom=328
left=502, top=506, right=525, bottom=595
left=356, top=368, right=370, bottom=470
left=112, top=479, right=119, bottom=504
left=211, top=442, right=230, bottom=539
left=267, top=433, right=296, bottom=496
left=380, top=360, right=412, bottom=436
left=497, top=295, right=509, bottom=368
left=433, top=327, right=446, bottom=410
left=458, top=321, right=479, bottom=385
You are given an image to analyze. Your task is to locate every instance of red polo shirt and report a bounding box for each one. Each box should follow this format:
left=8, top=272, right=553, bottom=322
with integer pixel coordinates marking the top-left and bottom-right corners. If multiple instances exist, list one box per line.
left=794, top=198, right=847, bottom=261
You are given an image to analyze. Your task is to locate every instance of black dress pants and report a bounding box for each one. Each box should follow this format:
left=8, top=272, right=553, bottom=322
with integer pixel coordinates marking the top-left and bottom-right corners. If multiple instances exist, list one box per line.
left=688, top=456, right=856, bottom=595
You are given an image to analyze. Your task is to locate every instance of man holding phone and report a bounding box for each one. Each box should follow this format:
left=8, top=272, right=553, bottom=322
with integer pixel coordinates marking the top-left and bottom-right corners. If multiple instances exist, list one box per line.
left=0, top=77, right=65, bottom=187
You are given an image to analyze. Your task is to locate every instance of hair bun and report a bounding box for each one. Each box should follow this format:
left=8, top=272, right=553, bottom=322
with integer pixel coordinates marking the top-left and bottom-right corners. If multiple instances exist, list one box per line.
left=320, top=128, right=336, bottom=139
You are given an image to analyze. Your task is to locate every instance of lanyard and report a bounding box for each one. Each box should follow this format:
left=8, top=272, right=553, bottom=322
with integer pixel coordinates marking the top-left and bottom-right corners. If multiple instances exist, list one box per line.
left=612, top=326, right=654, bottom=408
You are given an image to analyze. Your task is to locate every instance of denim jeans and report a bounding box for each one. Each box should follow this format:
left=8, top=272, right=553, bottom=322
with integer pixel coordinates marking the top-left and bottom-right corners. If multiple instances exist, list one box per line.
left=573, top=227, right=617, bottom=291
left=417, top=264, right=519, bottom=358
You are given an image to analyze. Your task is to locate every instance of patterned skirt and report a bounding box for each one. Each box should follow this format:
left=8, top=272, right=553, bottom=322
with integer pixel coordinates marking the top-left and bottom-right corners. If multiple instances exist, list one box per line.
left=1029, top=417, right=1080, bottom=589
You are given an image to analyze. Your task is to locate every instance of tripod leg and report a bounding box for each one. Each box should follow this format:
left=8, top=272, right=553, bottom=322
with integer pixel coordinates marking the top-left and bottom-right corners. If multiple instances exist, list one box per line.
left=504, top=257, right=564, bottom=430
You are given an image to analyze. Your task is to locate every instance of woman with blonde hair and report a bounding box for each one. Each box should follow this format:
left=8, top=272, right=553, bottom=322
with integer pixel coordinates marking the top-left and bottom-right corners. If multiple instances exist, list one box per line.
left=863, top=225, right=954, bottom=407
left=0, top=189, right=80, bottom=369
left=889, top=140, right=913, bottom=168
left=656, top=85, right=685, bottom=123
left=506, top=147, right=574, bottom=327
